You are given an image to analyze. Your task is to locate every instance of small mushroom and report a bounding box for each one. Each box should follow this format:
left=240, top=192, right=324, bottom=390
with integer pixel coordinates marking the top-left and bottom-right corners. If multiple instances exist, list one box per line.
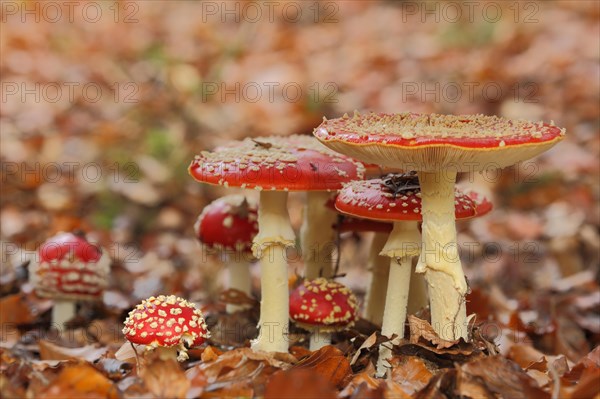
left=194, top=195, right=258, bottom=313
left=31, top=231, right=110, bottom=330
left=335, top=173, right=493, bottom=377
left=122, top=295, right=210, bottom=362
left=289, top=277, right=358, bottom=351
left=316, top=112, right=564, bottom=341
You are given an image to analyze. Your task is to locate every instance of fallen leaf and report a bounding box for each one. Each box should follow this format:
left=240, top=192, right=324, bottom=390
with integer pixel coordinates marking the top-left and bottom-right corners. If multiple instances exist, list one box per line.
left=292, top=345, right=352, bottom=389
left=38, top=340, right=107, bottom=362
left=507, top=343, right=548, bottom=371
left=201, top=345, right=223, bottom=362
left=460, top=356, right=550, bottom=399
left=264, top=368, right=337, bottom=399
left=34, top=362, right=118, bottom=399
left=350, top=332, right=377, bottom=365
left=389, top=356, right=434, bottom=394
left=93, top=358, right=133, bottom=381
left=140, top=353, right=190, bottom=399
left=408, top=315, right=458, bottom=350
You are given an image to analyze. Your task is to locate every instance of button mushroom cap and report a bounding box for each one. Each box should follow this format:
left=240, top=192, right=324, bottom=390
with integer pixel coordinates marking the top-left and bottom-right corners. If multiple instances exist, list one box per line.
left=123, top=295, right=209, bottom=348
left=34, top=232, right=109, bottom=301
left=313, top=112, right=565, bottom=171
left=188, top=135, right=366, bottom=192
left=335, top=177, right=493, bottom=222
left=194, top=195, right=258, bottom=254
left=289, top=278, right=358, bottom=331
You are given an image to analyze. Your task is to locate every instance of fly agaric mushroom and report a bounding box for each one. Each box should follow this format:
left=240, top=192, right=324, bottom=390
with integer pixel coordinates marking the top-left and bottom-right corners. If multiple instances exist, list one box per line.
left=122, top=295, right=209, bottom=362
left=327, top=197, right=393, bottom=326
left=316, top=112, right=564, bottom=341
left=188, top=135, right=364, bottom=353
left=289, top=277, right=358, bottom=350
left=194, top=195, right=258, bottom=313
left=336, top=173, right=492, bottom=376
left=31, top=231, right=110, bottom=330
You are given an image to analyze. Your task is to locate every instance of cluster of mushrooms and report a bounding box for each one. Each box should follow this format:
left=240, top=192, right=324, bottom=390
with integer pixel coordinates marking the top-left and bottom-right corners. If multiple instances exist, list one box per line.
left=30, top=112, right=565, bottom=376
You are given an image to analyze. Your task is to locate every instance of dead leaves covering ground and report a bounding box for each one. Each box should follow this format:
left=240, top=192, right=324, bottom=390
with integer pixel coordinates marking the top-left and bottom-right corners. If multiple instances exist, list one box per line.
left=1, top=1, right=600, bottom=398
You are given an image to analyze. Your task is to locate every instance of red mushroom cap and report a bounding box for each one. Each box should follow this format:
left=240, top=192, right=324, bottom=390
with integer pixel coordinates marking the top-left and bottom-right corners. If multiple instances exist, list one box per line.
left=188, top=135, right=366, bottom=192
left=335, top=175, right=492, bottom=222
left=326, top=196, right=392, bottom=233
left=315, top=112, right=564, bottom=149
left=314, top=112, right=565, bottom=172
left=289, top=278, right=358, bottom=331
left=39, top=232, right=101, bottom=263
left=34, top=232, right=109, bottom=300
left=194, top=195, right=258, bottom=254
left=123, top=295, right=209, bottom=349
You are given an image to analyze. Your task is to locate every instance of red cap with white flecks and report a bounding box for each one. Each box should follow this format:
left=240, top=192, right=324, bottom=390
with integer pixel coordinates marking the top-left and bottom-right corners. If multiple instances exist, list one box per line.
left=194, top=195, right=258, bottom=254
left=335, top=175, right=492, bottom=222
left=123, top=295, right=209, bottom=358
left=188, top=135, right=366, bottom=192
left=33, top=232, right=109, bottom=301
left=289, top=278, right=358, bottom=332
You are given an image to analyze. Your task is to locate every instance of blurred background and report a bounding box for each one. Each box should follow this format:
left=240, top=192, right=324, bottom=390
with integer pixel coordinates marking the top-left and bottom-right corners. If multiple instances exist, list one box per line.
left=1, top=0, right=599, bottom=329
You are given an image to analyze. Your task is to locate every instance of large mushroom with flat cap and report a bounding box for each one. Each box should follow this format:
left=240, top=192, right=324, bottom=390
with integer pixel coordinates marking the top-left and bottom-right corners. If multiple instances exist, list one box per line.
left=336, top=173, right=492, bottom=376
left=194, top=195, right=258, bottom=313
left=316, top=112, right=564, bottom=341
left=32, top=231, right=110, bottom=330
left=188, top=135, right=365, bottom=352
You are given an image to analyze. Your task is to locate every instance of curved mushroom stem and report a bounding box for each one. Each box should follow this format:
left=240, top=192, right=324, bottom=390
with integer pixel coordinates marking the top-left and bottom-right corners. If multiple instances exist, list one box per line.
left=251, top=191, right=294, bottom=353
left=363, top=232, right=390, bottom=325
left=225, top=254, right=252, bottom=314
left=407, top=263, right=428, bottom=315
left=376, top=255, right=412, bottom=377
left=52, top=299, right=76, bottom=332
left=301, top=191, right=337, bottom=279
left=417, top=171, right=469, bottom=341
left=309, top=329, right=331, bottom=351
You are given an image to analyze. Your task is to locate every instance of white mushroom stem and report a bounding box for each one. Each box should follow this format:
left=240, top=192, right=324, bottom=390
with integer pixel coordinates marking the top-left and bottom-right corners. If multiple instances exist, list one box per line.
left=309, top=329, right=331, bottom=351
left=251, top=190, right=295, bottom=353
left=300, top=191, right=337, bottom=279
left=225, top=254, right=252, bottom=314
left=156, top=346, right=179, bottom=362
left=417, top=171, right=469, bottom=341
left=376, top=222, right=420, bottom=378
left=407, top=263, right=428, bottom=315
left=363, top=232, right=390, bottom=325
left=376, top=256, right=411, bottom=377
left=52, top=299, right=76, bottom=331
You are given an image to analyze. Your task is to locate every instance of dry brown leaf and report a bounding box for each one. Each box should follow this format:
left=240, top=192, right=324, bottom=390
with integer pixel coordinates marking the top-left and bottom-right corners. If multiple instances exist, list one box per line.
left=140, top=354, right=190, bottom=399
left=461, top=356, right=551, bottom=399
left=38, top=340, right=107, bottom=362
left=93, top=358, right=133, bottom=381
left=408, top=315, right=458, bottom=349
left=264, top=368, right=337, bottom=399
left=350, top=332, right=377, bottom=365
left=292, top=345, right=352, bottom=389
left=414, top=369, right=456, bottom=399
left=0, top=293, right=50, bottom=326
left=201, top=345, right=223, bottom=362
left=507, top=343, right=548, bottom=371
left=339, top=369, right=381, bottom=397
left=34, top=362, right=118, bottom=399
left=389, top=356, right=434, bottom=395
